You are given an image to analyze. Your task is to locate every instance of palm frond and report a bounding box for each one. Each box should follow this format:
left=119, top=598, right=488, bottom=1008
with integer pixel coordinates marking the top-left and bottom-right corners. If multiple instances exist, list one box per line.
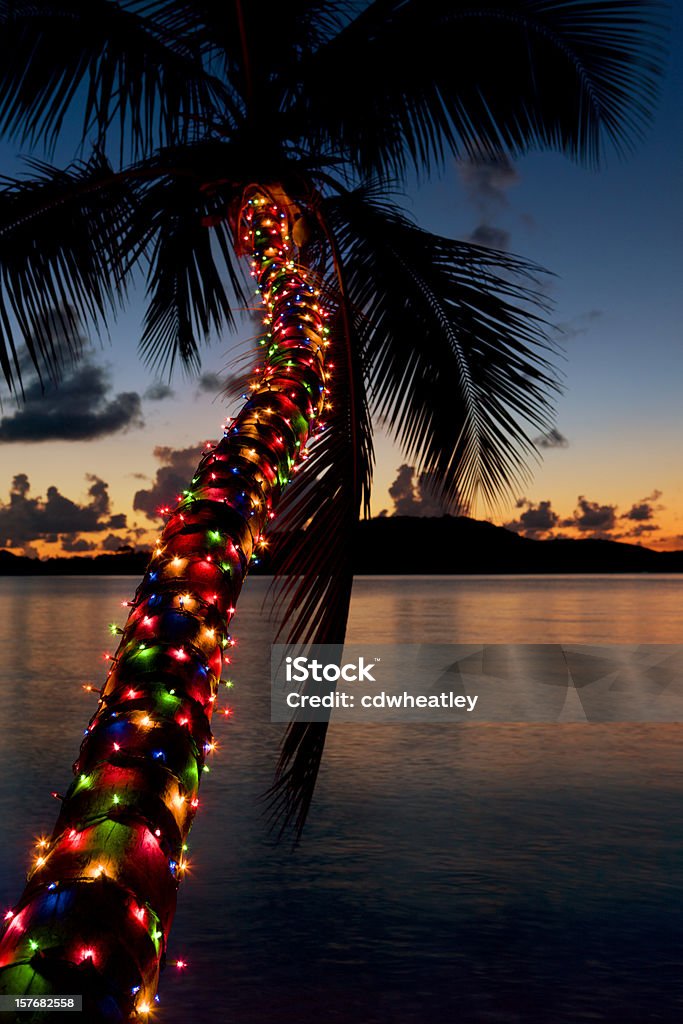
left=124, top=141, right=297, bottom=374
left=293, top=0, right=666, bottom=176
left=324, top=185, right=560, bottom=508
left=0, top=0, right=231, bottom=154
left=146, top=0, right=347, bottom=79
left=0, top=154, right=132, bottom=389
left=135, top=180, right=247, bottom=374
left=266, top=295, right=373, bottom=837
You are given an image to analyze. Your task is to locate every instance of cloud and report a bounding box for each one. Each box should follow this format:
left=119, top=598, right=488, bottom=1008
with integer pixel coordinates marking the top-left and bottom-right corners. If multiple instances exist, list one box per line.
left=506, top=490, right=666, bottom=543
left=12, top=473, right=30, bottom=499
left=60, top=527, right=147, bottom=554
left=623, top=523, right=658, bottom=537
left=563, top=496, right=617, bottom=535
left=505, top=499, right=559, bottom=538
left=459, top=156, right=519, bottom=206
left=552, top=310, right=604, bottom=342
left=621, top=490, right=663, bottom=522
left=648, top=533, right=683, bottom=551
left=388, top=464, right=463, bottom=516
left=0, top=474, right=127, bottom=551
left=534, top=428, right=569, bottom=450
left=196, top=372, right=223, bottom=394
left=60, top=536, right=96, bottom=553
left=0, top=361, right=144, bottom=442
left=389, top=465, right=421, bottom=515
left=85, top=474, right=110, bottom=517
left=133, top=444, right=205, bottom=520
left=101, top=532, right=128, bottom=552
left=458, top=154, right=519, bottom=250
left=467, top=224, right=511, bottom=250
left=624, top=505, right=653, bottom=522
left=144, top=382, right=175, bottom=401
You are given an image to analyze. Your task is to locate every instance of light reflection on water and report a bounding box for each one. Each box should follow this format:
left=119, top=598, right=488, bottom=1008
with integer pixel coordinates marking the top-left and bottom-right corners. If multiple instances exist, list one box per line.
left=1, top=575, right=682, bottom=1022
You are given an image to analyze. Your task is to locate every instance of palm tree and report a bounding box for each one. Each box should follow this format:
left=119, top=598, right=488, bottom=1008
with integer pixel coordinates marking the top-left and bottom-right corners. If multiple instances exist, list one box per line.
left=0, top=1, right=663, bottom=1018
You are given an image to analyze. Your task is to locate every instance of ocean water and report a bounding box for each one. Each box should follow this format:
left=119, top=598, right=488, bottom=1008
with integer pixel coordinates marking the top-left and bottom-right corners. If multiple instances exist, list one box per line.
left=1, top=575, right=683, bottom=1023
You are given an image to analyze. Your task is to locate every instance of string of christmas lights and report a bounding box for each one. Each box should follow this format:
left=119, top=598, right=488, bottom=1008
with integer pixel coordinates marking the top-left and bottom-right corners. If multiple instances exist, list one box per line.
left=0, top=191, right=330, bottom=1020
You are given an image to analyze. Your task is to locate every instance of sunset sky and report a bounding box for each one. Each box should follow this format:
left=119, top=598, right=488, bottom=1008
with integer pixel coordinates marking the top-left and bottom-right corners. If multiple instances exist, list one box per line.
left=0, top=8, right=681, bottom=558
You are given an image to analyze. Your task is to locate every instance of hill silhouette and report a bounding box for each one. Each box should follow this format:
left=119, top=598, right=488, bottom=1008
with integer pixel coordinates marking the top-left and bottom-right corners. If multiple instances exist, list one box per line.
left=2, top=516, right=683, bottom=575
left=350, top=516, right=683, bottom=573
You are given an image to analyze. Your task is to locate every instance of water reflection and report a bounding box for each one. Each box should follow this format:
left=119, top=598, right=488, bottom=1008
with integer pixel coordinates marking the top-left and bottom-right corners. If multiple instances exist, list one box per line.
left=0, top=576, right=682, bottom=1022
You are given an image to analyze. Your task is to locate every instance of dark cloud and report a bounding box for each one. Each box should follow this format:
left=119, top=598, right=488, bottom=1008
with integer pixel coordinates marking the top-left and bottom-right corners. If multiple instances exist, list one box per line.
left=133, top=444, right=205, bottom=520
left=458, top=155, right=519, bottom=250
left=534, top=428, right=569, bottom=450
left=0, top=362, right=144, bottom=442
left=621, top=490, right=663, bottom=522
left=623, top=523, right=658, bottom=537
left=0, top=474, right=127, bottom=550
left=196, top=372, right=223, bottom=393
left=505, top=499, right=559, bottom=538
left=389, top=465, right=422, bottom=515
left=623, top=503, right=654, bottom=522
left=12, top=473, right=30, bottom=499
left=564, top=496, right=617, bottom=534
left=62, top=528, right=147, bottom=554
left=86, top=474, right=110, bottom=517
left=101, top=533, right=128, bottom=552
left=468, top=224, right=510, bottom=250
left=61, top=536, right=96, bottom=553
left=506, top=490, right=665, bottom=544
left=100, top=531, right=150, bottom=553
left=144, top=382, right=175, bottom=401
left=388, top=464, right=463, bottom=516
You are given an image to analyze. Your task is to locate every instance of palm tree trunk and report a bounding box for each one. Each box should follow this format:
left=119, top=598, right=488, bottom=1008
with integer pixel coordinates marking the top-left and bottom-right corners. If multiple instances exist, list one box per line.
left=0, top=191, right=328, bottom=1020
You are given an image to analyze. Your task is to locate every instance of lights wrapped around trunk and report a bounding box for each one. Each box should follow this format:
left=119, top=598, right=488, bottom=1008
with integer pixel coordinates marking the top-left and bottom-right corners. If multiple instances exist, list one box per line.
left=0, top=191, right=330, bottom=1020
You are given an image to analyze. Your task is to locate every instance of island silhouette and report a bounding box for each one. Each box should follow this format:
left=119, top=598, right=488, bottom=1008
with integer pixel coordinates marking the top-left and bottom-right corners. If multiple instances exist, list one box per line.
left=3, top=515, right=682, bottom=575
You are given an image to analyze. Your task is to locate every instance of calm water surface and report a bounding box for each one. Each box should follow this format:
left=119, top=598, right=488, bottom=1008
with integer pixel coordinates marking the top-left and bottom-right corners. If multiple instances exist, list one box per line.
left=1, top=575, right=683, bottom=1023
